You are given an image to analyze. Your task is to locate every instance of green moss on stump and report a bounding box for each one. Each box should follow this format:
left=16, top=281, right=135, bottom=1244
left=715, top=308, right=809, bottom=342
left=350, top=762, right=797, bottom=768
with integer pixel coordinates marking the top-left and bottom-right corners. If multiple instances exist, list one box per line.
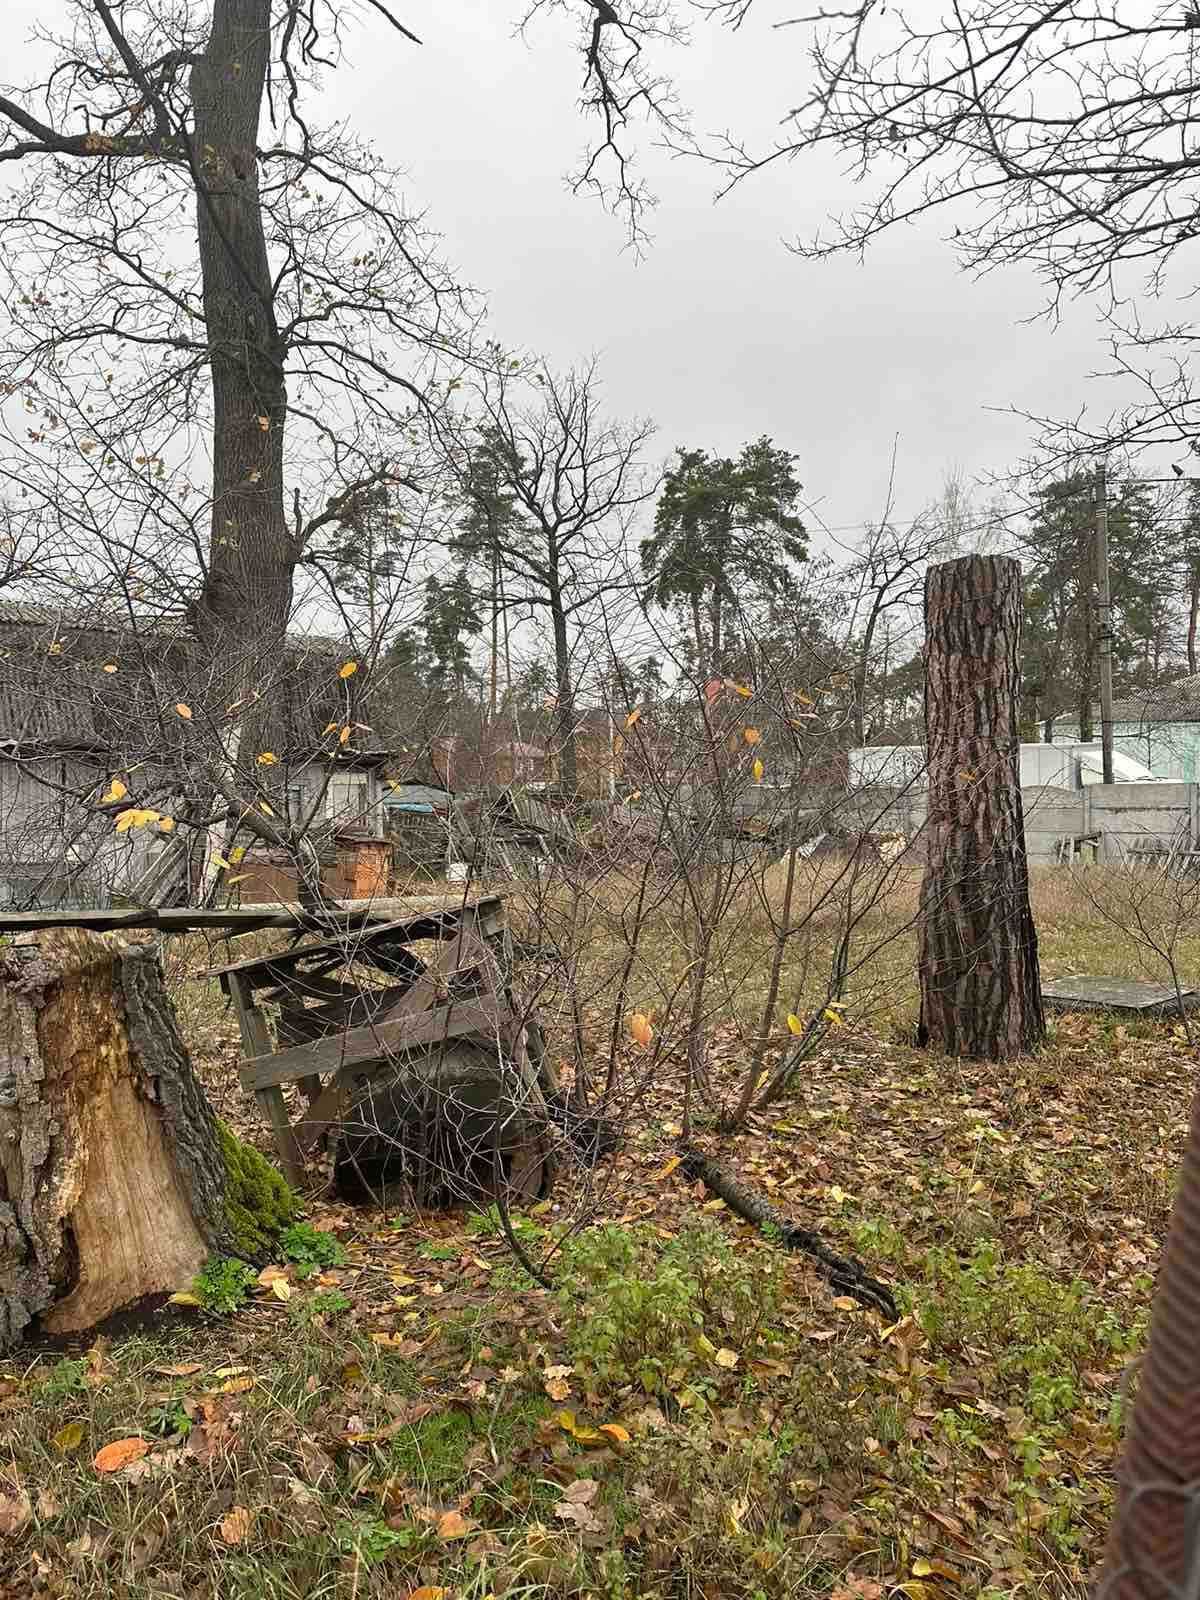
left=217, top=1121, right=297, bottom=1261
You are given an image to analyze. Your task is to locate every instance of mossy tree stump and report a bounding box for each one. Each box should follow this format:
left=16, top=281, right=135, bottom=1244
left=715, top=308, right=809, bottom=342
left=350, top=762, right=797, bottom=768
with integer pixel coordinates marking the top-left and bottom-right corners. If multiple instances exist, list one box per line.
left=0, top=929, right=295, bottom=1347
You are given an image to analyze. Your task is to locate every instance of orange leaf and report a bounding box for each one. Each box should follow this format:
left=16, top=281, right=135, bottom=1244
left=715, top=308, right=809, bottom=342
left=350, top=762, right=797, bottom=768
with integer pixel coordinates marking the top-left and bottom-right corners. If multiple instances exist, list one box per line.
left=743, top=726, right=761, bottom=745
left=436, top=1509, right=476, bottom=1541
left=408, top=1590, right=448, bottom=1600
left=729, top=680, right=752, bottom=698
left=93, top=1437, right=150, bottom=1473
left=175, top=703, right=192, bottom=720
left=219, top=1506, right=253, bottom=1545
left=256, top=751, right=278, bottom=766
left=625, top=706, right=642, bottom=728
left=339, top=725, right=351, bottom=745
left=598, top=1422, right=631, bottom=1444
left=629, top=1012, right=653, bottom=1047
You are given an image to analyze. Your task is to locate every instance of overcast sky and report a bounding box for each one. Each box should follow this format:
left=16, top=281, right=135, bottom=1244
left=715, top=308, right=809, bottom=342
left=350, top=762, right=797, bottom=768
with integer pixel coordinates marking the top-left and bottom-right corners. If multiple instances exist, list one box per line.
left=351, top=0, right=1114, bottom=538
left=1, top=0, right=1138, bottom=544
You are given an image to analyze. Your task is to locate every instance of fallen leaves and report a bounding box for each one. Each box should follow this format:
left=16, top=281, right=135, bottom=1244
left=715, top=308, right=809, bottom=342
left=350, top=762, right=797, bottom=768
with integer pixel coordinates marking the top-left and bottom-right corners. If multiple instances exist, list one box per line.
left=93, top=1437, right=150, bottom=1474
left=543, top=1364, right=574, bottom=1401
left=628, top=1012, right=653, bottom=1048
left=0, top=1488, right=31, bottom=1536
left=219, top=1505, right=253, bottom=1546
left=52, top=1422, right=85, bottom=1455
left=555, top=1476, right=603, bottom=1532
left=436, top=1509, right=476, bottom=1541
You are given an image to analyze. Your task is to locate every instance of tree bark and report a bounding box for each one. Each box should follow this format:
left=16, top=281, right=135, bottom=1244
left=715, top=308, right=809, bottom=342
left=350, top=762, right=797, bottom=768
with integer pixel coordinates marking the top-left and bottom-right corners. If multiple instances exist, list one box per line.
left=0, top=930, right=292, bottom=1347
left=1098, top=1071, right=1200, bottom=1598
left=917, top=556, right=1045, bottom=1059
left=549, top=588, right=579, bottom=796
left=190, top=0, right=292, bottom=648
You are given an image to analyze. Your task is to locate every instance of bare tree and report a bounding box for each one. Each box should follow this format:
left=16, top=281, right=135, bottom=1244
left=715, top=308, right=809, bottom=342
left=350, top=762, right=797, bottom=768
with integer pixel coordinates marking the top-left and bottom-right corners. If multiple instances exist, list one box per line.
left=445, top=361, right=655, bottom=796
left=0, top=0, right=477, bottom=879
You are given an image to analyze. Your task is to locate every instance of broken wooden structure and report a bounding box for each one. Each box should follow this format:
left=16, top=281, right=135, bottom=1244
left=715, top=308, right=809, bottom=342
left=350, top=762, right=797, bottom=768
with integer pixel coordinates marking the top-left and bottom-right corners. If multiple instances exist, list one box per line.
left=204, top=893, right=559, bottom=1205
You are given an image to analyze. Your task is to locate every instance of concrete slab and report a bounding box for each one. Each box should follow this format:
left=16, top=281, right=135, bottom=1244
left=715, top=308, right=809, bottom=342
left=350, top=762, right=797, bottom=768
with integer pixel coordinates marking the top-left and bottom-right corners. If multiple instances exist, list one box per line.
left=1042, top=975, right=1200, bottom=1016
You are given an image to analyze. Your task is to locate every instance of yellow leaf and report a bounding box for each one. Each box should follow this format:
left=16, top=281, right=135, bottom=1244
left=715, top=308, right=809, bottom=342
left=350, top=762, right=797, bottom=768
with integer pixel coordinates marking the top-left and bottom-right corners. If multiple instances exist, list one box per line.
left=157, top=816, right=175, bottom=833
left=786, top=1013, right=804, bottom=1036
left=100, top=779, right=127, bottom=804
left=598, top=1422, right=631, bottom=1445
left=339, top=725, right=351, bottom=745
left=53, top=1422, right=85, bottom=1455
left=654, top=1155, right=682, bottom=1181
left=93, top=1437, right=150, bottom=1473
left=743, top=726, right=761, bottom=745
left=436, top=1509, right=475, bottom=1541
left=115, top=808, right=160, bottom=833
left=48, top=640, right=62, bottom=655
left=256, top=751, right=278, bottom=766
left=102, top=663, right=118, bottom=674
left=229, top=846, right=246, bottom=864
left=339, top=660, right=358, bottom=679
left=730, top=681, right=752, bottom=698
left=219, top=1506, right=253, bottom=1545
left=175, top=702, right=192, bottom=720
left=168, top=1291, right=202, bottom=1307
left=259, top=801, right=275, bottom=816
left=752, top=757, right=764, bottom=783
left=215, top=1375, right=254, bottom=1395
left=271, top=1279, right=292, bottom=1302
left=913, top=1558, right=963, bottom=1583
left=832, top=1295, right=859, bottom=1311
left=794, top=689, right=815, bottom=707
left=822, top=1008, right=846, bottom=1027
left=715, top=1348, right=739, bottom=1369
left=629, top=1012, right=653, bottom=1048
left=323, top=722, right=338, bottom=735
left=625, top=706, right=642, bottom=728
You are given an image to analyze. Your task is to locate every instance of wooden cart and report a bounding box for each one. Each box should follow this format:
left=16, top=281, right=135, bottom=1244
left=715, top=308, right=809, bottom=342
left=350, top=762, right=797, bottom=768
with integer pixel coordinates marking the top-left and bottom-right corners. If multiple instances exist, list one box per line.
left=206, top=893, right=559, bottom=1202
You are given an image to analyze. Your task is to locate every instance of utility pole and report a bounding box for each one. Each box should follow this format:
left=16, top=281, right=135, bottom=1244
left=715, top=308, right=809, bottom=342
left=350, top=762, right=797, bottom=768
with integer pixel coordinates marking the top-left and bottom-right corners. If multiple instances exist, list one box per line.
left=1095, top=462, right=1115, bottom=784
left=1100, top=464, right=1120, bottom=787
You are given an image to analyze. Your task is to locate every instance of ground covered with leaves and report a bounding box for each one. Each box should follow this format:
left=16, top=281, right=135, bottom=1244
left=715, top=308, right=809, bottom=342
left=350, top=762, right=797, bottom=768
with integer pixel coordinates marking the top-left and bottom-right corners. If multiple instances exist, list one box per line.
left=0, top=871, right=1190, bottom=1599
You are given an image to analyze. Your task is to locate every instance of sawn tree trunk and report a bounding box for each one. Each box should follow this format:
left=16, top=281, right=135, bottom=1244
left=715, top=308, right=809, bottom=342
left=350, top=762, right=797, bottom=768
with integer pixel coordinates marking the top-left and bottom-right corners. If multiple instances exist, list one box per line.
left=0, top=930, right=294, bottom=1347
left=917, top=555, right=1045, bottom=1059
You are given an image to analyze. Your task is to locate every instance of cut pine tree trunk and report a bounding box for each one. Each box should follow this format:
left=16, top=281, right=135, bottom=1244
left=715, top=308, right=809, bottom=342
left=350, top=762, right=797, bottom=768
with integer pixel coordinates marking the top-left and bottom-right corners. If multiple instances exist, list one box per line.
left=918, top=555, right=1045, bottom=1059
left=0, top=929, right=294, bottom=1347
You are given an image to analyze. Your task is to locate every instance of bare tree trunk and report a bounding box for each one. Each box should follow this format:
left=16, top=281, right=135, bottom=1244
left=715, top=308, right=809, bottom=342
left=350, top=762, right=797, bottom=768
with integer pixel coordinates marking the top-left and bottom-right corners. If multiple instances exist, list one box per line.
left=917, top=556, right=1044, bottom=1059
left=190, top=0, right=292, bottom=647
left=1099, top=1068, right=1200, bottom=1597
left=549, top=591, right=579, bottom=796
left=1188, top=570, right=1200, bottom=676
left=0, top=930, right=294, bottom=1347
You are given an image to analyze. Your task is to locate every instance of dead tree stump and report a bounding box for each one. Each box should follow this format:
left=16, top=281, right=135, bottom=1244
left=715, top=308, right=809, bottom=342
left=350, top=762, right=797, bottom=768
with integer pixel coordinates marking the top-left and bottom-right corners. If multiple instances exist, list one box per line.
left=0, top=930, right=295, bottom=1346
left=918, top=555, right=1045, bottom=1058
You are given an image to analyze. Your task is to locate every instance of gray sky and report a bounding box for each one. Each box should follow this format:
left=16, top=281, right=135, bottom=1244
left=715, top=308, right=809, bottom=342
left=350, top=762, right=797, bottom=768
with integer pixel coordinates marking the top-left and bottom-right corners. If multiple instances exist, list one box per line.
left=1, top=0, right=1130, bottom=541
left=348, top=0, right=1112, bottom=534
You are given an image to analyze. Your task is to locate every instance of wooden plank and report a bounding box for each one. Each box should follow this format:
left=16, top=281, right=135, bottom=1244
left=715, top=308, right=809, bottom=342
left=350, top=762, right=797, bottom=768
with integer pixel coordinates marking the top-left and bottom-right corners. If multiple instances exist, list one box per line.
left=0, top=893, right=505, bottom=938
left=1042, top=975, right=1200, bottom=1016
left=240, top=996, right=508, bottom=1090
left=227, top=971, right=308, bottom=1189
left=199, top=902, right=505, bottom=982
